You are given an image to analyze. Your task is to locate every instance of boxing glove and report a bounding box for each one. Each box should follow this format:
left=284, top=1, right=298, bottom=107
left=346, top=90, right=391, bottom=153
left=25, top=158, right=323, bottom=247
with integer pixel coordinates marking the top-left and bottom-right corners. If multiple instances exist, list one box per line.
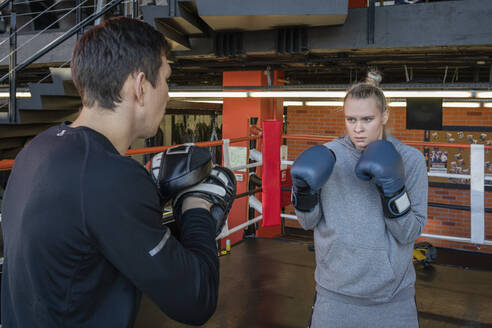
left=150, top=145, right=212, bottom=205
left=173, top=165, right=236, bottom=237
left=354, top=140, right=410, bottom=218
left=290, top=145, right=336, bottom=212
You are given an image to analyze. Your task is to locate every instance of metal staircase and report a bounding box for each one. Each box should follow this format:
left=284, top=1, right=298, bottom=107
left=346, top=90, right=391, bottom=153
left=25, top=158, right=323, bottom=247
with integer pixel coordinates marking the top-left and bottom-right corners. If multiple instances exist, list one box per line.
left=15, top=67, right=80, bottom=123
left=0, top=0, right=136, bottom=160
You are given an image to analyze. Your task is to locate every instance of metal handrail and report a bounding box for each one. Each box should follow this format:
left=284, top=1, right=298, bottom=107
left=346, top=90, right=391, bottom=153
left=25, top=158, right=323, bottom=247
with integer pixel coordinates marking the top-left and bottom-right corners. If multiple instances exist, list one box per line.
left=0, top=0, right=138, bottom=19
left=0, top=0, right=62, bottom=48
left=0, top=4, right=97, bottom=19
left=0, top=0, right=126, bottom=84
left=37, top=58, right=71, bottom=83
left=0, top=0, right=10, bottom=12
left=0, top=0, right=92, bottom=72
left=11, top=0, right=74, bottom=6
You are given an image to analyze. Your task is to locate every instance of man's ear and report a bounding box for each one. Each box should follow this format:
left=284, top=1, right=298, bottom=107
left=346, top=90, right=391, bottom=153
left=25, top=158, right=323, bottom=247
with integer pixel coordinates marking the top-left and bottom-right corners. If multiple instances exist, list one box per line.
left=382, top=109, right=389, bottom=125
left=134, top=72, right=146, bottom=106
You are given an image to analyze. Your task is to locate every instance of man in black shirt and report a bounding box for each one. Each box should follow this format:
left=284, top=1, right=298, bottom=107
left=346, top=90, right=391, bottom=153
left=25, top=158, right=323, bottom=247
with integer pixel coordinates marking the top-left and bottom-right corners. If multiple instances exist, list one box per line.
left=1, top=17, right=219, bottom=327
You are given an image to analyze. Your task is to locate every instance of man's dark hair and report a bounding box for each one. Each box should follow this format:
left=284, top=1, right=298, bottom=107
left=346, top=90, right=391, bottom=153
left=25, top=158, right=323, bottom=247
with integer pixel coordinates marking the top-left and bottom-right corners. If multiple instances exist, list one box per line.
left=71, top=17, right=171, bottom=109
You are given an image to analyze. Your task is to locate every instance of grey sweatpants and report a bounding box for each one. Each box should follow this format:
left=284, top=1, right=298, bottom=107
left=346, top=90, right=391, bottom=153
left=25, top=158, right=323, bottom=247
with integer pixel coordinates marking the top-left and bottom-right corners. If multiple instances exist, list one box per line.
left=310, top=292, right=419, bottom=328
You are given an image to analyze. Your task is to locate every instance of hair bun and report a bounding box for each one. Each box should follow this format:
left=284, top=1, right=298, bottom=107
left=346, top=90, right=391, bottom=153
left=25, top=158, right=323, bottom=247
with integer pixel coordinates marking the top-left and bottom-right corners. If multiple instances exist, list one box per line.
left=365, top=70, right=382, bottom=87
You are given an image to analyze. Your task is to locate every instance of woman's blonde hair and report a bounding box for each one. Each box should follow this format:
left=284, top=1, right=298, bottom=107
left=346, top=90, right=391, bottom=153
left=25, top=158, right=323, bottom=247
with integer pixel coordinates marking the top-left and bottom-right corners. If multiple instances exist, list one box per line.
left=344, top=69, right=387, bottom=113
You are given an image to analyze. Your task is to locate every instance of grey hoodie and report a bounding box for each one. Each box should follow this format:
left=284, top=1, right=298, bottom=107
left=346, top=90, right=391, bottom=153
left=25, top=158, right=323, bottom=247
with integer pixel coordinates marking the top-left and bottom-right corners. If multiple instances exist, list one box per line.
left=295, top=134, right=428, bottom=305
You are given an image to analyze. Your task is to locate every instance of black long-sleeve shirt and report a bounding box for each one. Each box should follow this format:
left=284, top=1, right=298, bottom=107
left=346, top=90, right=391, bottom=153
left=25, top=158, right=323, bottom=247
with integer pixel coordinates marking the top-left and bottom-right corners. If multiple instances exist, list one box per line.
left=1, top=122, right=219, bottom=327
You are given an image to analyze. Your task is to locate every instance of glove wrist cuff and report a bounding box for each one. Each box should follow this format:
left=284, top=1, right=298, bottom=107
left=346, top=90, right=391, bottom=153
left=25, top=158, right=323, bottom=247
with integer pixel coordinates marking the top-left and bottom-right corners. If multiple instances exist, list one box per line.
left=381, top=187, right=411, bottom=219
left=292, top=188, right=319, bottom=212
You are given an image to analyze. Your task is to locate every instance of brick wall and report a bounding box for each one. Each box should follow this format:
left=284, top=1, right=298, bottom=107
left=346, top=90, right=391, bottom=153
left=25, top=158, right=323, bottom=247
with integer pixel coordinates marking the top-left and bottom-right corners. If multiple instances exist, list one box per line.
left=285, top=104, right=492, bottom=253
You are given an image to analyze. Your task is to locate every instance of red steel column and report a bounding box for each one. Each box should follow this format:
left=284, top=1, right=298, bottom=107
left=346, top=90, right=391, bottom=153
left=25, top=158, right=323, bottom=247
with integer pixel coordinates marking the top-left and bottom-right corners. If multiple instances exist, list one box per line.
left=262, top=120, right=282, bottom=226
left=222, top=70, right=283, bottom=245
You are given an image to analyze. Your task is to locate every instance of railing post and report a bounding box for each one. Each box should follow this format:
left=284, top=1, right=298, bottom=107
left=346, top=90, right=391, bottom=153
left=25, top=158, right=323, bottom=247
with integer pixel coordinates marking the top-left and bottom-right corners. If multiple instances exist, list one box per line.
left=470, top=144, right=485, bottom=245
left=95, top=0, right=104, bottom=25
left=8, top=6, right=16, bottom=123
left=132, top=0, right=138, bottom=18
left=76, top=0, right=82, bottom=38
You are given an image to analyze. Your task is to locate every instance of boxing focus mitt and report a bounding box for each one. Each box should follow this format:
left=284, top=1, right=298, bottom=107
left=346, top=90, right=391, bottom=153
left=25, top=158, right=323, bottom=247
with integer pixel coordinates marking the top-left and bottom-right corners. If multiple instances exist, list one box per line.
left=150, top=145, right=213, bottom=205
left=173, top=165, right=237, bottom=236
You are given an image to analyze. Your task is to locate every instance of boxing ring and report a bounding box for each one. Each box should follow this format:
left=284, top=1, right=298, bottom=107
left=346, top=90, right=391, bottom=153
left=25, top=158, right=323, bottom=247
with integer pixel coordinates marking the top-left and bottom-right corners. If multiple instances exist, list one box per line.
left=1, top=126, right=491, bottom=247
left=141, top=125, right=492, bottom=247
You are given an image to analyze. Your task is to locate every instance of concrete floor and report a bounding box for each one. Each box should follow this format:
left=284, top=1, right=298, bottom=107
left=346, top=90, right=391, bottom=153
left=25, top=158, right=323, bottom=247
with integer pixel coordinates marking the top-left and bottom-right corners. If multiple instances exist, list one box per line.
left=134, top=238, right=492, bottom=328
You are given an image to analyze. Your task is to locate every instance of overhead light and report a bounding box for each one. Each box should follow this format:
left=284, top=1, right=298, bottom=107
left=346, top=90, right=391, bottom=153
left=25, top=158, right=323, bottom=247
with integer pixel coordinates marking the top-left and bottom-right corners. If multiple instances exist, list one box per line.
left=443, top=102, right=480, bottom=108
left=384, top=91, right=472, bottom=98
left=477, top=91, right=492, bottom=98
left=169, top=92, right=248, bottom=98
left=484, top=103, right=492, bottom=108
left=283, top=101, right=303, bottom=106
left=188, top=100, right=223, bottom=104
left=168, top=90, right=476, bottom=99
left=305, top=101, right=344, bottom=106
left=0, top=92, right=31, bottom=98
left=388, top=102, right=406, bottom=107
left=250, top=91, right=346, bottom=98
left=389, top=101, right=481, bottom=108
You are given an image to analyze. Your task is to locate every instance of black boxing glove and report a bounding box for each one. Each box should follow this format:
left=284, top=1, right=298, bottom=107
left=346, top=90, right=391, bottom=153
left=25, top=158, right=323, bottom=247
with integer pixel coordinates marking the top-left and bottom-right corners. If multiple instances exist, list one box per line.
left=150, top=145, right=212, bottom=206
left=173, top=166, right=237, bottom=237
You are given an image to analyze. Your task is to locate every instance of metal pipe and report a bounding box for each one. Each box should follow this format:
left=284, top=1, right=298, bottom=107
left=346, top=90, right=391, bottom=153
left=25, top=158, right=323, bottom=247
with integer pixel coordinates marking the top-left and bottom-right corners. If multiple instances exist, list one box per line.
left=132, top=0, right=138, bottom=18
left=0, top=0, right=10, bottom=12
left=421, top=233, right=492, bottom=246
left=169, top=83, right=492, bottom=91
left=8, top=8, right=15, bottom=123
left=94, top=0, right=104, bottom=26
left=76, top=0, right=82, bottom=38
left=174, top=56, right=492, bottom=68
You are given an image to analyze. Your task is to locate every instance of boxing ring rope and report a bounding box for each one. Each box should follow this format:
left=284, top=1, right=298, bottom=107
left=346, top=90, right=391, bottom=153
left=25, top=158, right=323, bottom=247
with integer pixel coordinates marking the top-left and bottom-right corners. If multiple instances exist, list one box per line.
left=125, top=135, right=261, bottom=156
left=0, top=160, right=14, bottom=171
left=0, top=137, right=261, bottom=171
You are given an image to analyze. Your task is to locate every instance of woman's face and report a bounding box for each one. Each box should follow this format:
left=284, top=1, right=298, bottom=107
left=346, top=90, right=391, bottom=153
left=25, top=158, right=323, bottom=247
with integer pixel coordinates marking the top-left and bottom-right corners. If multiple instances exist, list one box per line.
left=344, top=96, right=389, bottom=150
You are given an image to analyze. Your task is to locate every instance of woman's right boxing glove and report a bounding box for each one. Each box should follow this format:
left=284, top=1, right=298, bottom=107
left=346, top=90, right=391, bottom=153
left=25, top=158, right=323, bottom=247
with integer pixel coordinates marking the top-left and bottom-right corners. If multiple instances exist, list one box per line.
left=290, top=145, right=336, bottom=212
